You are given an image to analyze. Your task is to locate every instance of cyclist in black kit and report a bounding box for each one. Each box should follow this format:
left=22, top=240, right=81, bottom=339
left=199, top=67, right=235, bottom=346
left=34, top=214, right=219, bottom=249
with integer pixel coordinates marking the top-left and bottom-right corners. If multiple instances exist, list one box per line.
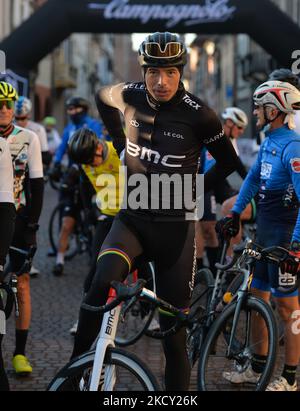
left=71, top=32, right=239, bottom=390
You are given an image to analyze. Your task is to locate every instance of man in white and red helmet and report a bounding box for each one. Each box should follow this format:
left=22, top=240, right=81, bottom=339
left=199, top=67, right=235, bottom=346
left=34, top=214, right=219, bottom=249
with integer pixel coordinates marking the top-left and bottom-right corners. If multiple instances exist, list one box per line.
left=217, top=80, right=300, bottom=391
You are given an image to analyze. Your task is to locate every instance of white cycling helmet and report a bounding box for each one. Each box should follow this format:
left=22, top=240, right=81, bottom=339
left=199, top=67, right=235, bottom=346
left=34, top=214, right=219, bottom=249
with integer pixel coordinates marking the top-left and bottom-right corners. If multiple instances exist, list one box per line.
left=222, top=107, right=248, bottom=128
left=253, top=81, right=300, bottom=113
left=15, top=96, right=32, bottom=117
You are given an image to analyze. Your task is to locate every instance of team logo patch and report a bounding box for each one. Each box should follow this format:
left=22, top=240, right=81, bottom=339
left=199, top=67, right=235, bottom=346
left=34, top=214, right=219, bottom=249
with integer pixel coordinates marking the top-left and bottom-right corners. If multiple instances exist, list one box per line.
left=290, top=158, right=300, bottom=173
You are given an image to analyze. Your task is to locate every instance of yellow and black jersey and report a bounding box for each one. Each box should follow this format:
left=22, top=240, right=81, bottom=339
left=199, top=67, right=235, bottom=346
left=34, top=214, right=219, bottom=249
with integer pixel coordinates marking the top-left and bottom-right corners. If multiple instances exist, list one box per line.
left=81, top=142, right=123, bottom=217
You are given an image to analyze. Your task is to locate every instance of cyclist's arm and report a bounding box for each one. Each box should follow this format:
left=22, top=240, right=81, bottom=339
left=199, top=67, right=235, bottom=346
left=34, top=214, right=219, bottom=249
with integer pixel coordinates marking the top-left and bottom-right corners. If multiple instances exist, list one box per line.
left=200, top=108, right=240, bottom=192
left=35, top=124, right=52, bottom=166
left=95, top=83, right=127, bottom=155
left=27, top=132, right=44, bottom=225
left=235, top=157, right=248, bottom=179
left=54, top=127, right=69, bottom=164
left=231, top=146, right=263, bottom=215
left=62, top=164, right=80, bottom=188
left=283, top=140, right=300, bottom=242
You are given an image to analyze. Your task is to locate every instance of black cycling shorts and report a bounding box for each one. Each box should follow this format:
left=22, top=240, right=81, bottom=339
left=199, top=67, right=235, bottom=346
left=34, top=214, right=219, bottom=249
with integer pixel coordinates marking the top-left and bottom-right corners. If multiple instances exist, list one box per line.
left=9, top=213, right=28, bottom=273
left=86, top=210, right=196, bottom=310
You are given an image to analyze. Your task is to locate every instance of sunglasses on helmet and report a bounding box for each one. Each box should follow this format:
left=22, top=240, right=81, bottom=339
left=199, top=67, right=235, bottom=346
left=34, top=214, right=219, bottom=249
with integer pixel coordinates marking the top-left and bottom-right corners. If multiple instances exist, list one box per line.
left=0, top=100, right=14, bottom=110
left=144, top=42, right=183, bottom=59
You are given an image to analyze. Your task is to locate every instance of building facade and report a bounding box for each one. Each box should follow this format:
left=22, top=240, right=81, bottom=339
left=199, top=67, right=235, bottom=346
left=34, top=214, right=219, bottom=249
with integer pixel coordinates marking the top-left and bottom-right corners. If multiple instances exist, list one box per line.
left=0, top=0, right=138, bottom=132
left=188, top=0, right=300, bottom=140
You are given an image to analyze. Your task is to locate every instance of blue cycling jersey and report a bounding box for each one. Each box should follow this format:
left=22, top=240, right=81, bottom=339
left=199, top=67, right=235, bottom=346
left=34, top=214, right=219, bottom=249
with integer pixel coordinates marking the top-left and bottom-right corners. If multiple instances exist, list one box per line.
left=199, top=147, right=216, bottom=173
left=232, top=125, right=300, bottom=241
left=54, top=115, right=103, bottom=164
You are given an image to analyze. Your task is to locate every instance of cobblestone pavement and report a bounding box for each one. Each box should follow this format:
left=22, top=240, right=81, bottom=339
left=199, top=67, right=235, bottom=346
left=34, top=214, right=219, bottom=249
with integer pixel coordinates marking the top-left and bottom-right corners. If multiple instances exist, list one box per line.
left=2, top=184, right=299, bottom=391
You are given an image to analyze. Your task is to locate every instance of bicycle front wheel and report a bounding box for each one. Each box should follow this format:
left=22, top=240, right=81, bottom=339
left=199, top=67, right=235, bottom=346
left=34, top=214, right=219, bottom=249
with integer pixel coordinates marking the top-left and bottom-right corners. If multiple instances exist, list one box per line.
left=47, top=347, right=160, bottom=391
left=198, top=295, right=277, bottom=391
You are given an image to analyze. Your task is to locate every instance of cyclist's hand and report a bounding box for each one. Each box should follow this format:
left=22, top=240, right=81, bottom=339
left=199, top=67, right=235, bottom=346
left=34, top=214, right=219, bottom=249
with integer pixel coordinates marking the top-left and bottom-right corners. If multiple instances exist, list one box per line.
left=49, top=163, right=61, bottom=182
left=215, top=212, right=240, bottom=238
left=280, top=250, right=300, bottom=276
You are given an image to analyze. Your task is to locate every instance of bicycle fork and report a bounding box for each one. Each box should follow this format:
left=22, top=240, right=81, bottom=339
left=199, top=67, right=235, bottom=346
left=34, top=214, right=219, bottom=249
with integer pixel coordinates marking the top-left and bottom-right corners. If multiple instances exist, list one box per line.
left=226, top=269, right=249, bottom=358
left=89, top=304, right=121, bottom=391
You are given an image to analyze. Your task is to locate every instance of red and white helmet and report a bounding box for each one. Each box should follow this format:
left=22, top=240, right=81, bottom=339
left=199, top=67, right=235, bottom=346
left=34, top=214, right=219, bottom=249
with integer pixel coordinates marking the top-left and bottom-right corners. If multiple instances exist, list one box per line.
left=253, top=81, right=300, bottom=113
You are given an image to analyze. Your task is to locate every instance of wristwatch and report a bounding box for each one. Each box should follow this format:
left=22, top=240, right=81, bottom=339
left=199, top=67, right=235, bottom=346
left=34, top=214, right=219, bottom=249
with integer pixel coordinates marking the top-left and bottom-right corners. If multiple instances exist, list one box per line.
left=27, top=223, right=40, bottom=232
left=290, top=240, right=300, bottom=252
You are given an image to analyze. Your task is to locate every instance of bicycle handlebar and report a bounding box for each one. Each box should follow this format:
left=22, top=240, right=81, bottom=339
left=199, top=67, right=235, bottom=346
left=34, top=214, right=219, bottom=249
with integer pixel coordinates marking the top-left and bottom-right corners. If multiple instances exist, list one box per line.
left=81, top=279, right=147, bottom=313
left=216, top=242, right=299, bottom=295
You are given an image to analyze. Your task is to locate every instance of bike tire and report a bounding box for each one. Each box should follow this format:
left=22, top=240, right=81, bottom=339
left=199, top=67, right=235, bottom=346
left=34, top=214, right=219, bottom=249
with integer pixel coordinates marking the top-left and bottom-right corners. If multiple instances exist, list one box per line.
left=198, top=295, right=277, bottom=391
left=47, top=347, right=160, bottom=391
left=48, top=202, right=79, bottom=261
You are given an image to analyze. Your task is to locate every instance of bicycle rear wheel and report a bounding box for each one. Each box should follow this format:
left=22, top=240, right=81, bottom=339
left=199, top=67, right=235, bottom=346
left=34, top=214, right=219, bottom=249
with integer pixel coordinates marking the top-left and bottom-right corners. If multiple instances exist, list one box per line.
left=47, top=347, right=160, bottom=391
left=198, top=295, right=277, bottom=391
left=48, top=202, right=79, bottom=261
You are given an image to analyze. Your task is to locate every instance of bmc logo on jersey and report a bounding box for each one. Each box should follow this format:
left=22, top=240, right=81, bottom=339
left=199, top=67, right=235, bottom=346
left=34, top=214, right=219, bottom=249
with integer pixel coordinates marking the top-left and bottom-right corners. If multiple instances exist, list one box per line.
left=290, top=158, right=300, bottom=173
left=126, top=139, right=185, bottom=168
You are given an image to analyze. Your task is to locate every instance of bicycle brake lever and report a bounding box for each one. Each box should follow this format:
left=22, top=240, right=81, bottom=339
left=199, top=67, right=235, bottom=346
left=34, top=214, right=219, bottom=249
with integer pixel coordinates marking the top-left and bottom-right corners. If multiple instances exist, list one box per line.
left=110, top=279, right=146, bottom=300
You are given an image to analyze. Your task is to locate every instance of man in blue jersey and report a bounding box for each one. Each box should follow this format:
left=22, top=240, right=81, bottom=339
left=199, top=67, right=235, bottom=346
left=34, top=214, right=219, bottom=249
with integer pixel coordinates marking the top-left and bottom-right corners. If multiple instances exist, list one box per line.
left=217, top=80, right=300, bottom=391
left=51, top=97, right=103, bottom=276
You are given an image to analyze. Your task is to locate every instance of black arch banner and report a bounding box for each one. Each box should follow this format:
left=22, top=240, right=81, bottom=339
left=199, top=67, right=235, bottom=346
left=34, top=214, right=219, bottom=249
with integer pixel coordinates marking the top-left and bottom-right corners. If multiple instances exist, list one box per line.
left=0, top=0, right=299, bottom=74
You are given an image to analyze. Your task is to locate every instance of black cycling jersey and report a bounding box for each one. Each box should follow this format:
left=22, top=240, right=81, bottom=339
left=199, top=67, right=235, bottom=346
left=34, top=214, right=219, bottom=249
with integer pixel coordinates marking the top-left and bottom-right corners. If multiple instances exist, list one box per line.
left=95, top=82, right=239, bottom=218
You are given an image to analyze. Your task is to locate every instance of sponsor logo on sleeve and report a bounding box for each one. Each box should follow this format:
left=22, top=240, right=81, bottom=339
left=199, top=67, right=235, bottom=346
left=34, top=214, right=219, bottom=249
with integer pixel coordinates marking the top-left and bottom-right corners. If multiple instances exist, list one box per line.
left=203, top=130, right=224, bottom=144
left=290, top=158, right=300, bottom=173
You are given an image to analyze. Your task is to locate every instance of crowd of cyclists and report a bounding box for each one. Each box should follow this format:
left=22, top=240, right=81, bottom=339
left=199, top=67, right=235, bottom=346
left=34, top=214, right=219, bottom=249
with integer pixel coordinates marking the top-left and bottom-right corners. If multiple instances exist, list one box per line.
left=1, top=31, right=300, bottom=391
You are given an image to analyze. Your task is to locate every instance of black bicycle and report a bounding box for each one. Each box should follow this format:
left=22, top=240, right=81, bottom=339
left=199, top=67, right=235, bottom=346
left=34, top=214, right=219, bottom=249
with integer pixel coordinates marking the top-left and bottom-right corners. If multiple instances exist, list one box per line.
left=48, top=192, right=94, bottom=261
left=143, top=239, right=281, bottom=391
left=196, top=239, right=299, bottom=391
left=0, top=246, right=36, bottom=321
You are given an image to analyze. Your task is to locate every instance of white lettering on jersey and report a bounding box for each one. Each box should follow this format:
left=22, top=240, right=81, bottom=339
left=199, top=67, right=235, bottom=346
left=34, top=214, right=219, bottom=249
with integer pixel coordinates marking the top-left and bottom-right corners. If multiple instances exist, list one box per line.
left=126, top=139, right=185, bottom=168
left=123, top=83, right=145, bottom=90
left=261, top=162, right=272, bottom=179
left=164, top=131, right=184, bottom=140
left=182, top=94, right=202, bottom=110
left=130, top=119, right=140, bottom=128
left=203, top=130, right=225, bottom=144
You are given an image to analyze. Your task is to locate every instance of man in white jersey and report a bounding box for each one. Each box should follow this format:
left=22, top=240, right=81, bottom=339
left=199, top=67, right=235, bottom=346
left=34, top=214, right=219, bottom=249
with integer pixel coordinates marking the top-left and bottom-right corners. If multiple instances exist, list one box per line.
left=0, top=136, right=15, bottom=390
left=15, top=96, right=51, bottom=276
left=0, top=82, right=44, bottom=376
left=15, top=96, right=51, bottom=168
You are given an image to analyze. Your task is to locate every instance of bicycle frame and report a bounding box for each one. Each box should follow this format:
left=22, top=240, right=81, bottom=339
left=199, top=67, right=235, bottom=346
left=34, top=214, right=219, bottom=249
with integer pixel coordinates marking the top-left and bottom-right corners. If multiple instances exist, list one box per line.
left=89, top=287, right=121, bottom=391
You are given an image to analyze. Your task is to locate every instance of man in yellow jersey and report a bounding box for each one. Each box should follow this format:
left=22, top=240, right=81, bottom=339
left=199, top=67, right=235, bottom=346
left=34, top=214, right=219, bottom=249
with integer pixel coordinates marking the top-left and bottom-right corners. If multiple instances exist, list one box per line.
left=68, top=127, right=123, bottom=291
